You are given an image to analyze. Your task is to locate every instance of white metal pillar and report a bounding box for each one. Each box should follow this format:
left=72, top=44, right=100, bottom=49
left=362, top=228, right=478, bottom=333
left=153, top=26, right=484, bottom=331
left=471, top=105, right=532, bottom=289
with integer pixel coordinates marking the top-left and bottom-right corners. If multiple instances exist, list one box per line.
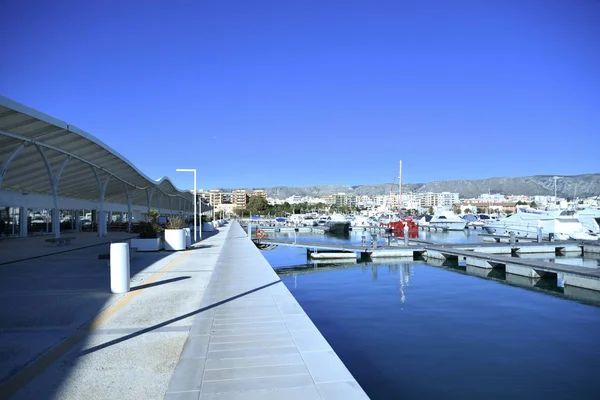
left=176, top=169, right=198, bottom=242
left=35, top=147, right=71, bottom=239
left=0, top=142, right=27, bottom=190
left=91, top=167, right=110, bottom=237
left=124, top=184, right=134, bottom=231
left=19, top=206, right=27, bottom=237
left=157, top=192, right=163, bottom=215
left=75, top=210, right=81, bottom=232
left=145, top=188, right=155, bottom=220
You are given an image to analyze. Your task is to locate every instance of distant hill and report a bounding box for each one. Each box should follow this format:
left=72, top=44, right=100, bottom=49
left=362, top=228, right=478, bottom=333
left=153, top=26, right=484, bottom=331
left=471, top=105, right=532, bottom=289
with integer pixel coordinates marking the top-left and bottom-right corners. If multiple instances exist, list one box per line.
left=219, top=173, right=600, bottom=200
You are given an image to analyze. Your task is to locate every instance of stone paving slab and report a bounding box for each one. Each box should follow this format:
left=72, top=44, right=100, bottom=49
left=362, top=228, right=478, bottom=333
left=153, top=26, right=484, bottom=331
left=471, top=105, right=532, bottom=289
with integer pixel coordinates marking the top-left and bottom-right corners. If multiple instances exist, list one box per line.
left=0, top=232, right=138, bottom=265
left=0, top=229, right=226, bottom=399
left=165, top=221, right=369, bottom=399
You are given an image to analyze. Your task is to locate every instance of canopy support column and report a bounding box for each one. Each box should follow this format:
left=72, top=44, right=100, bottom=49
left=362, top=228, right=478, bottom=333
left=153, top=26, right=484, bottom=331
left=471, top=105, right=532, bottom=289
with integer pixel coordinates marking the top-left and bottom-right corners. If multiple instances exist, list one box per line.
left=36, top=146, right=71, bottom=239
left=0, top=142, right=27, bottom=190
left=19, top=206, right=27, bottom=237
left=91, top=167, right=110, bottom=237
left=145, top=188, right=154, bottom=221
left=124, top=184, right=134, bottom=232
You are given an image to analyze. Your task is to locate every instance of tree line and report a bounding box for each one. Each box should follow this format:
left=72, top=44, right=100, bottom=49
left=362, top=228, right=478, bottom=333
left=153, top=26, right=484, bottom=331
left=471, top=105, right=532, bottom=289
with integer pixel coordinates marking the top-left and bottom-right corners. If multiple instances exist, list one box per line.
left=236, top=197, right=361, bottom=217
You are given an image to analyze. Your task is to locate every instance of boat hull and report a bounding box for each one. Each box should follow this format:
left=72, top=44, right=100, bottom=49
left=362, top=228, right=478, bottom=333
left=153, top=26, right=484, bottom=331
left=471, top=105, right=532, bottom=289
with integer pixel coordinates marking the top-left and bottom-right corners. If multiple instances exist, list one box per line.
left=429, top=221, right=467, bottom=231
left=328, top=221, right=351, bottom=234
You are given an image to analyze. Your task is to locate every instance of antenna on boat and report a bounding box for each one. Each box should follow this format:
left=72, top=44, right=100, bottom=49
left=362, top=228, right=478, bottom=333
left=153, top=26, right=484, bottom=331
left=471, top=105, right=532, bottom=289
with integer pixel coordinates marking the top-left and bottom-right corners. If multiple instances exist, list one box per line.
left=399, top=160, right=403, bottom=213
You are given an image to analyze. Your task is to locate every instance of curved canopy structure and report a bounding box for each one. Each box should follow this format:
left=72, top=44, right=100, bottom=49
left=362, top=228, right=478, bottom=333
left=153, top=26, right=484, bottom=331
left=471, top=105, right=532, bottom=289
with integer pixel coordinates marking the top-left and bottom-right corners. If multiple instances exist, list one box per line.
left=0, top=96, right=194, bottom=210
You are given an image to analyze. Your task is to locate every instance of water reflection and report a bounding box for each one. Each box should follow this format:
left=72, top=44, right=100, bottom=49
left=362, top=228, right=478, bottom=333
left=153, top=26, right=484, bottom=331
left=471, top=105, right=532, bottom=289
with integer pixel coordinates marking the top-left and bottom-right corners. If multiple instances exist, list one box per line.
left=267, top=230, right=600, bottom=399
left=275, top=257, right=600, bottom=308
left=268, top=231, right=600, bottom=307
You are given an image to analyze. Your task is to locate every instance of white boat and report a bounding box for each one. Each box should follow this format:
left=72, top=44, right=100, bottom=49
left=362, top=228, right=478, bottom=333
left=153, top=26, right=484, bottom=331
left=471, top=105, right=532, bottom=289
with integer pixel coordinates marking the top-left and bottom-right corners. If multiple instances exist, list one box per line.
left=416, top=215, right=432, bottom=227
left=483, top=209, right=599, bottom=240
left=351, top=215, right=372, bottom=227
left=302, top=215, right=318, bottom=227
left=461, top=214, right=484, bottom=228
left=577, top=208, right=600, bottom=234
left=553, top=210, right=599, bottom=240
left=429, top=211, right=467, bottom=230
left=484, top=211, right=550, bottom=238
left=327, top=214, right=351, bottom=234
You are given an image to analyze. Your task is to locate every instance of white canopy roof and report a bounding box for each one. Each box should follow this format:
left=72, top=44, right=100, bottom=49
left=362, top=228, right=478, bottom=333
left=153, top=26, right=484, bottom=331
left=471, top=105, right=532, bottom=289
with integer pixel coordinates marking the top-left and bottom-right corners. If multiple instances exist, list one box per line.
left=0, top=96, right=194, bottom=210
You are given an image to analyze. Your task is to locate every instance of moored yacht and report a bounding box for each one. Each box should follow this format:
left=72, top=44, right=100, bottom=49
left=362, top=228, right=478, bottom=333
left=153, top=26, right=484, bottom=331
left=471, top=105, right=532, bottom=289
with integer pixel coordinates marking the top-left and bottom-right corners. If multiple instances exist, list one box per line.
left=429, top=211, right=468, bottom=230
left=327, top=214, right=351, bottom=234
left=351, top=215, right=372, bottom=227
left=483, top=209, right=599, bottom=240
left=461, top=214, right=484, bottom=228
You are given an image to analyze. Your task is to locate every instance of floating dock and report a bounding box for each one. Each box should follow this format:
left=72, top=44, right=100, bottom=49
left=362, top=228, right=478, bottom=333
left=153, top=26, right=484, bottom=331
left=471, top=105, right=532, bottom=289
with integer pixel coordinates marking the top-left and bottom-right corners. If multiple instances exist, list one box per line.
left=258, top=237, right=600, bottom=293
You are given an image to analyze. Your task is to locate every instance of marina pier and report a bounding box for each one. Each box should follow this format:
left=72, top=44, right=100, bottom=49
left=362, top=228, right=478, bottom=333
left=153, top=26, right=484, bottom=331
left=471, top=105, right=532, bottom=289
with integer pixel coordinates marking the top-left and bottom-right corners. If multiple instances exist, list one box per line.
left=257, top=237, right=600, bottom=293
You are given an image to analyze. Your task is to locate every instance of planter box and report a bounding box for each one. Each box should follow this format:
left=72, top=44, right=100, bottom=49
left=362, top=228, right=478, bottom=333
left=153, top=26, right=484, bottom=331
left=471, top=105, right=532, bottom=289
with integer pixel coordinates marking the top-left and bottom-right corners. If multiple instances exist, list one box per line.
left=164, top=229, right=186, bottom=251
left=131, top=237, right=163, bottom=252
left=202, top=222, right=215, bottom=232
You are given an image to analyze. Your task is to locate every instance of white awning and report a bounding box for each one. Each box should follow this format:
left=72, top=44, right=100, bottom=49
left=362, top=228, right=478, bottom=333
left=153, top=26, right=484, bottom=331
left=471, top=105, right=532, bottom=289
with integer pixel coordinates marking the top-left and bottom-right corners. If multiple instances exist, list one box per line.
left=0, top=96, right=194, bottom=210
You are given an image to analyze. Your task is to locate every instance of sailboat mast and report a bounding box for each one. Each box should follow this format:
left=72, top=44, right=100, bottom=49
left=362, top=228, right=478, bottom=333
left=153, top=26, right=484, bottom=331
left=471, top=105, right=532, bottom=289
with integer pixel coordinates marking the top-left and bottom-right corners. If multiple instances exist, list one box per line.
left=399, top=160, right=402, bottom=212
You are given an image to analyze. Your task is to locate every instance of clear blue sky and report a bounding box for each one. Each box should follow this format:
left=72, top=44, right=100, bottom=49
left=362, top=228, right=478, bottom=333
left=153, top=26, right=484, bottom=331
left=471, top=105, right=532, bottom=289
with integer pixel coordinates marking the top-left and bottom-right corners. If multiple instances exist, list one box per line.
left=1, top=0, right=598, bottom=191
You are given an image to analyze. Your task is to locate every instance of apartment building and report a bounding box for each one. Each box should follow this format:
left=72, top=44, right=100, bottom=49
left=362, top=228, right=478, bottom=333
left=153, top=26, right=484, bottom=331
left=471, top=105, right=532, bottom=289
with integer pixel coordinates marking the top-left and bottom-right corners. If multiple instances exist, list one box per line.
left=417, top=192, right=459, bottom=208
left=330, top=193, right=357, bottom=208
left=197, top=189, right=223, bottom=206
left=232, top=190, right=248, bottom=208
left=251, top=189, right=267, bottom=198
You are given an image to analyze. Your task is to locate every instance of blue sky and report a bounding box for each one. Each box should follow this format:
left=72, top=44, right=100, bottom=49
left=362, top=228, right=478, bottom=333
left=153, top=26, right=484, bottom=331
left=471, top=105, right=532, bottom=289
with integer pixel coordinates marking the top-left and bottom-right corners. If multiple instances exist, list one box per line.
left=1, top=0, right=598, bottom=191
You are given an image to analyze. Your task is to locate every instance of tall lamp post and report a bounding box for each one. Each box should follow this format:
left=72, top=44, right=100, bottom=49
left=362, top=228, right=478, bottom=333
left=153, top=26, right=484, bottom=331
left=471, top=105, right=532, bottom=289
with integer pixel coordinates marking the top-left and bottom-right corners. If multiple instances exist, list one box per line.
left=176, top=169, right=199, bottom=242
left=553, top=176, right=561, bottom=210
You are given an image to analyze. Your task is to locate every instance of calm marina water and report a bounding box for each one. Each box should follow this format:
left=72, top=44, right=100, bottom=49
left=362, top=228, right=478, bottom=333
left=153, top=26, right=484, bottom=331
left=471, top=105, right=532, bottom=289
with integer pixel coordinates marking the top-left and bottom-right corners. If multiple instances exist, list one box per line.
left=262, top=230, right=600, bottom=399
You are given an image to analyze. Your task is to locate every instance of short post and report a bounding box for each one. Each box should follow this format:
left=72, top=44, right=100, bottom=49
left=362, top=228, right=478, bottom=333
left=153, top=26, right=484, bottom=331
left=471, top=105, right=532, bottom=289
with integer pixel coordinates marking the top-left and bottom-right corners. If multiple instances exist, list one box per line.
left=537, top=227, right=543, bottom=243
left=184, top=227, right=191, bottom=248
left=404, top=224, right=409, bottom=246
left=110, top=243, right=130, bottom=293
left=509, top=231, right=516, bottom=246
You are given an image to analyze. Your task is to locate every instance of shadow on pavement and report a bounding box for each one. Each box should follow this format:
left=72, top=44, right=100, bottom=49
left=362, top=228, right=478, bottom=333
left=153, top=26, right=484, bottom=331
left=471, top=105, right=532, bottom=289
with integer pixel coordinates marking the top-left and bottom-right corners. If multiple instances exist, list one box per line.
left=0, top=243, right=182, bottom=399
left=78, top=279, right=281, bottom=357
left=130, top=276, right=191, bottom=291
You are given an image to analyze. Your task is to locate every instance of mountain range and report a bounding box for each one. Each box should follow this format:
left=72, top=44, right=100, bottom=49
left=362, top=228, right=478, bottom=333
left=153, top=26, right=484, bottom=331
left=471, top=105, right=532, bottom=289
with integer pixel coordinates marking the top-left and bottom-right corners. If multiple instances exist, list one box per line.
left=220, top=173, right=600, bottom=200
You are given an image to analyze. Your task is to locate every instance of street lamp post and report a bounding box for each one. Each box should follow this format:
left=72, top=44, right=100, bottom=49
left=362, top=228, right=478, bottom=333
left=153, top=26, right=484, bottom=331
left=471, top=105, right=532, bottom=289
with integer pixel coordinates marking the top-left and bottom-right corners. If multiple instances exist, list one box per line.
left=553, top=176, right=561, bottom=210
left=176, top=169, right=199, bottom=242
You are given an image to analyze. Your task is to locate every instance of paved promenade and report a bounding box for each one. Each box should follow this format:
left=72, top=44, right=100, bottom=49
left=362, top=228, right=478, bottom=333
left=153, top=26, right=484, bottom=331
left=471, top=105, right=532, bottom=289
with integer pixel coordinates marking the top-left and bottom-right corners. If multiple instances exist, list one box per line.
left=0, top=231, right=139, bottom=265
left=164, top=222, right=368, bottom=399
left=0, top=222, right=368, bottom=399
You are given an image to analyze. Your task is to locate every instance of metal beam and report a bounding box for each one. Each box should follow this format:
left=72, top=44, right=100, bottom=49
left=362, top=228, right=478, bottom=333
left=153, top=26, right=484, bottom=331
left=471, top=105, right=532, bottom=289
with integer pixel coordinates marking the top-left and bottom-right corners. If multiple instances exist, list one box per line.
left=0, top=129, right=192, bottom=205
left=0, top=141, right=27, bottom=190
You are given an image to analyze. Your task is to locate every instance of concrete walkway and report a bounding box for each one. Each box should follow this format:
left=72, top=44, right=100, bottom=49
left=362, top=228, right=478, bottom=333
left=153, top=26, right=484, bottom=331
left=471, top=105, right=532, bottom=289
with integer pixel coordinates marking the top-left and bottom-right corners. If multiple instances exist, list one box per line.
left=0, top=221, right=368, bottom=399
left=165, top=222, right=368, bottom=399
left=0, top=231, right=139, bottom=265
left=0, top=230, right=223, bottom=399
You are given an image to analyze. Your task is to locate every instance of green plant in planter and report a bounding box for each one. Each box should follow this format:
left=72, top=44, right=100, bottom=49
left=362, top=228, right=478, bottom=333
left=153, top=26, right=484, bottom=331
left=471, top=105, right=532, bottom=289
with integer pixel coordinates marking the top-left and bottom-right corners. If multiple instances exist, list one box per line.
left=166, top=216, right=185, bottom=229
left=134, top=210, right=163, bottom=238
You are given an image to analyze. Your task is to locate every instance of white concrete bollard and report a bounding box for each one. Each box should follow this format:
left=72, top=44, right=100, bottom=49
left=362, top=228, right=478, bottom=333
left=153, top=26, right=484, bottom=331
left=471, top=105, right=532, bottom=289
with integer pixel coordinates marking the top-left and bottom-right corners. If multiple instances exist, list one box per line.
left=110, top=243, right=130, bottom=293
left=184, top=227, right=191, bottom=248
